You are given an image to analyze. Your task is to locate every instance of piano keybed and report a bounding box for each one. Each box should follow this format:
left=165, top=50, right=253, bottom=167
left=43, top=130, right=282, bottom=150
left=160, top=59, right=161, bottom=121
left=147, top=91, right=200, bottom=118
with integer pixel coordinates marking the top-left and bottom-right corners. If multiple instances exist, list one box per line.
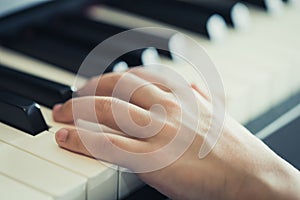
left=0, top=0, right=299, bottom=199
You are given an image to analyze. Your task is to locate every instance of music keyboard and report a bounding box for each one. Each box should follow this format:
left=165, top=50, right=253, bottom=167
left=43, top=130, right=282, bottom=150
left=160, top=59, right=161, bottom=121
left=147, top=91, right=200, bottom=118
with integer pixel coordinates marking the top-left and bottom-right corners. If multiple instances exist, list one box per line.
left=0, top=0, right=300, bottom=199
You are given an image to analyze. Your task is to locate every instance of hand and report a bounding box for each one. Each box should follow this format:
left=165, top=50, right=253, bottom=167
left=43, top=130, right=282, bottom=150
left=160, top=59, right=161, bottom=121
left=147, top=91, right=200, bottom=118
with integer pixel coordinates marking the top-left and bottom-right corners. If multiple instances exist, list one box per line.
left=53, top=67, right=300, bottom=200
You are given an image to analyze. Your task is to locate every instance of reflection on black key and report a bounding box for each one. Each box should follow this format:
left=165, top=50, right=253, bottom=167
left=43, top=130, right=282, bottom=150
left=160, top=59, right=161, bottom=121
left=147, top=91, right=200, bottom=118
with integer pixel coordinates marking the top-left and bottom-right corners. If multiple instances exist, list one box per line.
left=0, top=64, right=74, bottom=108
left=0, top=91, right=48, bottom=136
left=242, top=0, right=283, bottom=12
left=104, top=0, right=227, bottom=39
left=242, top=0, right=268, bottom=9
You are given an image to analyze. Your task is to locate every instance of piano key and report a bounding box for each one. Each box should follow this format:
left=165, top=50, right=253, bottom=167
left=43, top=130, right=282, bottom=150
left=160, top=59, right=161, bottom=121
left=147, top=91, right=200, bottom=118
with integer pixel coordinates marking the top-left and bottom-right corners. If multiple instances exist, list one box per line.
left=2, top=26, right=159, bottom=76
left=4, top=27, right=134, bottom=74
left=0, top=122, right=118, bottom=200
left=178, top=0, right=250, bottom=29
left=84, top=13, right=185, bottom=59
left=0, top=87, right=117, bottom=199
left=112, top=61, right=129, bottom=72
left=20, top=100, right=145, bottom=200
left=0, top=140, right=86, bottom=200
left=51, top=14, right=127, bottom=40
left=88, top=5, right=217, bottom=50
left=103, top=0, right=227, bottom=40
left=37, top=104, right=143, bottom=200
left=0, top=46, right=87, bottom=87
left=0, top=64, right=74, bottom=108
left=242, top=0, right=283, bottom=13
left=1, top=30, right=93, bottom=75
left=0, top=174, right=53, bottom=200
left=34, top=24, right=157, bottom=68
left=52, top=15, right=163, bottom=63
left=0, top=91, right=48, bottom=136
left=286, top=0, right=300, bottom=5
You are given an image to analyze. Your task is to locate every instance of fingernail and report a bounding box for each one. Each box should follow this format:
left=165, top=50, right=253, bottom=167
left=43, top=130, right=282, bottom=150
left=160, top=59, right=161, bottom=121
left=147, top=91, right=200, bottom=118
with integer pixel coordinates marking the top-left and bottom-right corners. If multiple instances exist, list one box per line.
left=53, top=104, right=62, bottom=112
left=57, top=129, right=69, bottom=143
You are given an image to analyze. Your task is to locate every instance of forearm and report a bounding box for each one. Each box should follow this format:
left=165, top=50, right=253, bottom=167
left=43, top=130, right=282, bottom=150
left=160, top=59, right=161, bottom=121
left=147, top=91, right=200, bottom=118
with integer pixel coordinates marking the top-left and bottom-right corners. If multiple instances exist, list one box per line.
left=235, top=154, right=300, bottom=200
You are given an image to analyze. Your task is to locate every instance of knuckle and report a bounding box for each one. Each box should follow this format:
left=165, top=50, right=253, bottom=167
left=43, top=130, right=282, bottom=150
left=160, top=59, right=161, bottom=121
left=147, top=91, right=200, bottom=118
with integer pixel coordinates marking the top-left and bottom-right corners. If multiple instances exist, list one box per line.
left=96, top=97, right=121, bottom=124
left=110, top=73, right=123, bottom=83
left=96, top=98, right=111, bottom=123
left=159, top=96, right=180, bottom=109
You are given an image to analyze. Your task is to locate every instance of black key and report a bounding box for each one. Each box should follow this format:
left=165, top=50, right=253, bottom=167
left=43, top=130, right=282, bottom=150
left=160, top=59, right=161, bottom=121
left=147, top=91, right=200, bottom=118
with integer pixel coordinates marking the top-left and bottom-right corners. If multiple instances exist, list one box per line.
left=52, top=14, right=126, bottom=40
left=0, top=91, right=48, bottom=136
left=104, top=0, right=226, bottom=39
left=1, top=28, right=91, bottom=74
left=0, top=28, right=121, bottom=77
left=179, top=0, right=249, bottom=28
left=34, top=25, right=147, bottom=67
left=241, top=0, right=282, bottom=11
left=241, top=0, right=268, bottom=9
left=0, top=64, right=74, bottom=108
left=51, top=15, right=173, bottom=58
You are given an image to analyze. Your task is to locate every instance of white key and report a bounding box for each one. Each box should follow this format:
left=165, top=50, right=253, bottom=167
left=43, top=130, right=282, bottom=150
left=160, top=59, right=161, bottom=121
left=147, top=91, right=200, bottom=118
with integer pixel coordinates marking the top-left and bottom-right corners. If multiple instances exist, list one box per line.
left=40, top=106, right=75, bottom=131
left=0, top=141, right=86, bottom=200
left=0, top=122, right=118, bottom=200
left=0, top=174, right=53, bottom=200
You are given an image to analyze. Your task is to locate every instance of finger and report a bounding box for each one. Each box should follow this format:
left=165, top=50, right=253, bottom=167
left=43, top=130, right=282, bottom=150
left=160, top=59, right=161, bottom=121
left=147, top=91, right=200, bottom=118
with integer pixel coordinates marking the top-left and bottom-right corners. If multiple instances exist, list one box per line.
left=75, top=73, right=119, bottom=97
left=55, top=128, right=92, bottom=157
left=77, top=72, right=169, bottom=110
left=191, top=83, right=210, bottom=101
left=55, top=128, right=145, bottom=167
left=76, top=119, right=126, bottom=137
left=128, top=67, right=172, bottom=92
left=53, top=96, right=154, bottom=136
left=128, top=66, right=190, bottom=94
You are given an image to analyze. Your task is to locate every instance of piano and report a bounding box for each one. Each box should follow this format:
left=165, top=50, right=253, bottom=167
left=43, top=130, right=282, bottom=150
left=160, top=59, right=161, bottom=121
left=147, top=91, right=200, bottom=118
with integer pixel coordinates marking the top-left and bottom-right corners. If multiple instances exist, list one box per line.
left=0, top=0, right=299, bottom=199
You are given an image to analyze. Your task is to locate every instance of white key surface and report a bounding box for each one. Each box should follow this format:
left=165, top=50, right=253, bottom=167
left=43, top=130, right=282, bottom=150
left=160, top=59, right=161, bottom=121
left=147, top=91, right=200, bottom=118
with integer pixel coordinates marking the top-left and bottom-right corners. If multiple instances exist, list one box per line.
left=0, top=140, right=86, bottom=200
left=0, top=174, right=53, bottom=200
left=0, top=122, right=118, bottom=200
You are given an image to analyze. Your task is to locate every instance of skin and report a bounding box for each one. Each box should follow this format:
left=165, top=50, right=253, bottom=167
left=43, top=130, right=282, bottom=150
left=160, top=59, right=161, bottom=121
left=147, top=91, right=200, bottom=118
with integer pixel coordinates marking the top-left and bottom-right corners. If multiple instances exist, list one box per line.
left=53, top=68, right=300, bottom=200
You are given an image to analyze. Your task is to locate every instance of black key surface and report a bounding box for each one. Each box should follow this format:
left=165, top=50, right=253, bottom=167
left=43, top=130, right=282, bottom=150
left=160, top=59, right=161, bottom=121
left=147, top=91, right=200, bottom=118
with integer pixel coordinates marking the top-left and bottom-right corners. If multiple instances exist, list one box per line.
left=104, top=0, right=219, bottom=37
left=0, top=64, right=74, bottom=108
left=53, top=15, right=173, bottom=58
left=1, top=28, right=90, bottom=74
left=34, top=25, right=146, bottom=67
left=0, top=91, right=48, bottom=136
left=1, top=27, right=120, bottom=77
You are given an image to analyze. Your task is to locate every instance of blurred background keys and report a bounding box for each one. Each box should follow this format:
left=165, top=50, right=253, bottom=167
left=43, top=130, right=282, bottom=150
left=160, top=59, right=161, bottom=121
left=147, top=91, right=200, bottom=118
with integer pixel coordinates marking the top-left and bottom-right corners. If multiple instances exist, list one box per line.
left=103, top=0, right=227, bottom=40
left=241, top=0, right=283, bottom=13
left=178, top=0, right=250, bottom=29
